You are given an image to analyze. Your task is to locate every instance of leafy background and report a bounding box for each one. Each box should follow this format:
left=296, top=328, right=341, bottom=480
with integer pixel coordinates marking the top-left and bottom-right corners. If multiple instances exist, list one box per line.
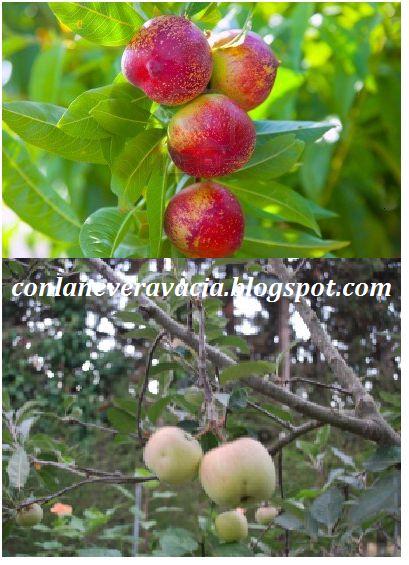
left=2, top=2, right=401, bottom=258
left=2, top=258, right=401, bottom=556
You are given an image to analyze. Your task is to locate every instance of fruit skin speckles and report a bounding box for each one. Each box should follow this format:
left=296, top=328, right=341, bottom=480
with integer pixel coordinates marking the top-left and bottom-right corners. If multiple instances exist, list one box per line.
left=167, top=93, right=256, bottom=178
left=164, top=182, right=245, bottom=258
left=121, top=15, right=213, bottom=106
left=210, top=30, right=279, bottom=111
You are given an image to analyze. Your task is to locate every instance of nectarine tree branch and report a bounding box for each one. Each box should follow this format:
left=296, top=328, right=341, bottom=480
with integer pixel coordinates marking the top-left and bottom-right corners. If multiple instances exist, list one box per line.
left=137, top=330, right=167, bottom=443
left=88, top=259, right=400, bottom=446
left=16, top=475, right=157, bottom=510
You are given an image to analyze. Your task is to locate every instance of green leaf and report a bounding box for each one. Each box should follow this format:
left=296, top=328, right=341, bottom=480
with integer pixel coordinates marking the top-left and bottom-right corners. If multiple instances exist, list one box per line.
left=238, top=229, right=349, bottom=258
left=348, top=471, right=400, bottom=525
left=2, top=132, right=80, bottom=243
left=58, top=88, right=113, bottom=140
left=209, top=335, right=250, bottom=355
left=222, top=178, right=320, bottom=234
left=28, top=42, right=65, bottom=104
left=90, top=98, right=151, bottom=137
left=228, top=388, right=248, bottom=409
left=59, top=83, right=150, bottom=139
left=106, top=407, right=135, bottom=434
left=219, top=360, right=276, bottom=385
left=7, top=446, right=30, bottom=488
left=226, top=134, right=304, bottom=181
left=147, top=396, right=173, bottom=424
left=153, top=527, right=198, bottom=556
left=111, top=129, right=165, bottom=208
left=310, top=487, right=344, bottom=530
left=146, top=152, right=169, bottom=256
left=150, top=362, right=181, bottom=376
left=254, top=120, right=336, bottom=144
left=363, top=446, right=401, bottom=472
left=300, top=141, right=335, bottom=200
left=78, top=549, right=122, bottom=557
left=2, top=33, right=36, bottom=58
left=274, top=512, right=304, bottom=531
left=3, top=101, right=106, bottom=164
left=79, top=207, right=136, bottom=258
left=49, top=2, right=143, bottom=46
left=212, top=542, right=253, bottom=557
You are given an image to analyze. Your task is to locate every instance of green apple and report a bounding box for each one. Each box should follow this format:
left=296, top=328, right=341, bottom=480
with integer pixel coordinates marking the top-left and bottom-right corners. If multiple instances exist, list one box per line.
left=16, top=503, right=43, bottom=527
left=215, top=509, right=248, bottom=542
left=143, top=426, right=203, bottom=485
left=255, top=506, right=279, bottom=525
left=200, top=437, right=275, bottom=506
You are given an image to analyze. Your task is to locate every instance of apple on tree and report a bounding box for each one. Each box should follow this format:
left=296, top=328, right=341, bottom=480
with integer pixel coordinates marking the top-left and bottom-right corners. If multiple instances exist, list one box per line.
left=15, top=503, right=43, bottom=527
left=255, top=506, right=279, bottom=525
left=215, top=508, right=248, bottom=542
left=143, top=426, right=203, bottom=485
left=200, top=437, right=276, bottom=506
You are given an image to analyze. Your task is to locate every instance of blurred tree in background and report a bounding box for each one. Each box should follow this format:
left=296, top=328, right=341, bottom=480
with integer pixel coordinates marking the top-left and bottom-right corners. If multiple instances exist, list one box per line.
left=2, top=2, right=401, bottom=257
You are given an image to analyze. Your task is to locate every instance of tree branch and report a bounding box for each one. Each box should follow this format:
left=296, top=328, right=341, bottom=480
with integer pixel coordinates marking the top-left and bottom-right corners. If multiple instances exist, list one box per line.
left=88, top=259, right=400, bottom=447
left=136, top=330, right=166, bottom=444
left=265, top=261, right=377, bottom=414
left=247, top=400, right=295, bottom=431
left=284, top=377, right=352, bottom=397
left=51, top=414, right=139, bottom=441
left=16, top=475, right=157, bottom=510
left=30, top=457, right=123, bottom=478
left=269, top=421, right=324, bottom=456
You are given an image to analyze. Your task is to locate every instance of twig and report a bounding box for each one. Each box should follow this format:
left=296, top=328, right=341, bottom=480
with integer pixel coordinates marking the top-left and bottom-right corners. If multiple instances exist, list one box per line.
left=16, top=475, right=157, bottom=510
left=30, top=457, right=121, bottom=478
left=284, top=378, right=352, bottom=397
left=252, top=519, right=276, bottom=553
left=59, top=415, right=139, bottom=440
left=269, top=421, right=324, bottom=456
left=136, top=330, right=166, bottom=443
left=247, top=400, right=295, bottom=431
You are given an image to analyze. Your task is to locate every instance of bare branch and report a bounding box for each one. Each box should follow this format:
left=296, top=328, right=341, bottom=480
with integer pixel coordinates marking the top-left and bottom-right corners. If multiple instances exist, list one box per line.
left=247, top=400, right=295, bottom=431
left=43, top=413, right=141, bottom=445
left=136, top=330, right=166, bottom=444
left=285, top=377, right=353, bottom=397
left=269, top=421, right=324, bottom=456
left=88, top=259, right=400, bottom=447
left=30, top=457, right=122, bottom=478
left=16, top=475, right=157, bottom=510
left=265, top=260, right=377, bottom=414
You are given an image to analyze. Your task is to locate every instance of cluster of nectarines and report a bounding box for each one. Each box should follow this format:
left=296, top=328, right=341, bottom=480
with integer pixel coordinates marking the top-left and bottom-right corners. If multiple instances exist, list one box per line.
left=122, top=15, right=279, bottom=257
left=143, top=426, right=279, bottom=543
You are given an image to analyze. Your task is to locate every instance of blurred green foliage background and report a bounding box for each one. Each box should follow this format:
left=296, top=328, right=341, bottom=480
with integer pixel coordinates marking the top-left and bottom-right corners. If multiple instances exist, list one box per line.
left=2, top=2, right=401, bottom=257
